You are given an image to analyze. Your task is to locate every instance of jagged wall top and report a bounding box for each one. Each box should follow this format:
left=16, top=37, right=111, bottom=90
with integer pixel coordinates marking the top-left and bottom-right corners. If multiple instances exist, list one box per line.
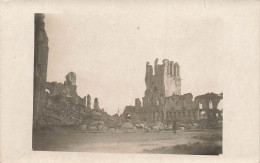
left=146, top=58, right=180, bottom=77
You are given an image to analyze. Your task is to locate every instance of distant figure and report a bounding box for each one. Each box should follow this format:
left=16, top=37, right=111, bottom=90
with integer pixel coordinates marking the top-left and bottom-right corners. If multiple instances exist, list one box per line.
left=172, top=119, right=177, bottom=134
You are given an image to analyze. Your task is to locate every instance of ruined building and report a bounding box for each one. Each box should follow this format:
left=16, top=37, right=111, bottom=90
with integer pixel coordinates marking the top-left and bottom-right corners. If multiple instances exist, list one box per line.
left=45, top=72, right=86, bottom=107
left=143, top=58, right=181, bottom=108
left=42, top=71, right=112, bottom=126
left=123, top=59, right=223, bottom=123
left=43, top=72, right=87, bottom=125
left=33, top=14, right=112, bottom=127
left=33, top=13, right=49, bottom=122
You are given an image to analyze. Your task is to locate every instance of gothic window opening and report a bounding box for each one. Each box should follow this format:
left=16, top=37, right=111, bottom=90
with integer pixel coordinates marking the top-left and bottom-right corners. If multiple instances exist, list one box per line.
left=209, top=100, right=213, bottom=109
left=199, top=102, right=203, bottom=110
left=45, top=88, right=50, bottom=94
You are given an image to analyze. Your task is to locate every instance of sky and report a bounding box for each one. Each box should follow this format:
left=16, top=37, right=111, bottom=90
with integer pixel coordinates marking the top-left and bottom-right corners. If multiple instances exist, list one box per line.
left=43, top=3, right=236, bottom=115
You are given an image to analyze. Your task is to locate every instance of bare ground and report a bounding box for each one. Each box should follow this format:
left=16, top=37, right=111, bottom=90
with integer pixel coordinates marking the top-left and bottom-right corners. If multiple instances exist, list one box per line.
left=33, top=129, right=222, bottom=154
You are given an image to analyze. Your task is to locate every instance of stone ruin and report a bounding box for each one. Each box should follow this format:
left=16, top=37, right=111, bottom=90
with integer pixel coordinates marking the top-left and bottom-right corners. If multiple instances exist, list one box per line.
left=33, top=14, right=112, bottom=130
left=122, top=59, right=223, bottom=128
left=33, top=13, right=49, bottom=122
left=33, top=14, right=223, bottom=132
left=37, top=71, right=112, bottom=128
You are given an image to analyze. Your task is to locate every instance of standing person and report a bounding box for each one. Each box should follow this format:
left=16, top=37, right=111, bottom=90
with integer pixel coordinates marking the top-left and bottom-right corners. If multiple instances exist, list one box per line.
left=172, top=119, right=177, bottom=134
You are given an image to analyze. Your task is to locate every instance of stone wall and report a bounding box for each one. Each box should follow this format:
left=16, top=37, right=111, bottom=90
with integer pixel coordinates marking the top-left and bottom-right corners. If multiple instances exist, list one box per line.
left=135, top=98, right=142, bottom=108
left=40, top=72, right=87, bottom=126
left=123, top=92, right=223, bottom=123
left=193, top=93, right=223, bottom=110
left=46, top=82, right=86, bottom=106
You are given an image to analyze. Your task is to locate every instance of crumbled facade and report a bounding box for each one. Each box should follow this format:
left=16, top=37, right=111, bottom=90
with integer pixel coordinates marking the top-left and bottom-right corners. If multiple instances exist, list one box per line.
left=33, top=14, right=112, bottom=128
left=143, top=58, right=181, bottom=108
left=46, top=72, right=86, bottom=106
left=123, top=59, right=223, bottom=124
left=42, top=72, right=113, bottom=127
left=194, top=93, right=223, bottom=121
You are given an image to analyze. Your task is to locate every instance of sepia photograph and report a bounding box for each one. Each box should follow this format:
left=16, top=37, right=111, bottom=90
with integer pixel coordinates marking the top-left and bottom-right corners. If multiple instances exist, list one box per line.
left=33, top=13, right=223, bottom=155
left=1, top=1, right=259, bottom=162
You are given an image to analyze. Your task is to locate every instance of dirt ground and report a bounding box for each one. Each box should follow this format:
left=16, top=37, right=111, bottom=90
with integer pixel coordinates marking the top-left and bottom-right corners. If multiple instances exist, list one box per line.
left=33, top=129, right=222, bottom=154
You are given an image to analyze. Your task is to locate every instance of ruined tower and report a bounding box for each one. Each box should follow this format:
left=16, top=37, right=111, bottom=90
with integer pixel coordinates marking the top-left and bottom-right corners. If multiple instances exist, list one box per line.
left=33, top=13, right=49, bottom=122
left=135, top=98, right=142, bottom=108
left=94, top=98, right=100, bottom=110
left=87, top=94, right=91, bottom=109
left=143, top=58, right=181, bottom=107
left=65, top=72, right=76, bottom=85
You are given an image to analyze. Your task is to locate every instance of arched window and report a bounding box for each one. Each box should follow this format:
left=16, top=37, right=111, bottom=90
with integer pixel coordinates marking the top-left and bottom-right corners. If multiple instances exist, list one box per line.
left=209, top=100, right=213, bottom=109
left=45, top=88, right=50, bottom=94
left=199, top=102, right=203, bottom=109
left=217, top=99, right=223, bottom=111
left=200, top=111, right=206, bottom=119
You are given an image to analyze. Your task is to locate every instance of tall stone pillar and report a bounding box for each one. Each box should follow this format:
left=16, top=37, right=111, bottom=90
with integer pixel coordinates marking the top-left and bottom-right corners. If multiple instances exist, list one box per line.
left=94, top=98, right=100, bottom=110
left=154, top=58, right=158, bottom=75
left=33, top=13, right=49, bottom=123
left=87, top=94, right=91, bottom=109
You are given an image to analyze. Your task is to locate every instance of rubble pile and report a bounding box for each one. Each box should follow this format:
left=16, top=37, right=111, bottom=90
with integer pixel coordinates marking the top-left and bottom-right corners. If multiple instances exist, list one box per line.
left=121, top=122, right=134, bottom=129
left=35, top=72, right=113, bottom=128
left=41, top=102, right=87, bottom=126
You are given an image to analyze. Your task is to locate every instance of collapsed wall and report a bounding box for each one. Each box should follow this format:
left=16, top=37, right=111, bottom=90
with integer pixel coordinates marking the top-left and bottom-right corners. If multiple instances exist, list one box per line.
left=33, top=14, right=111, bottom=128
left=40, top=72, right=112, bottom=127
left=39, top=72, right=86, bottom=126
left=123, top=92, right=223, bottom=123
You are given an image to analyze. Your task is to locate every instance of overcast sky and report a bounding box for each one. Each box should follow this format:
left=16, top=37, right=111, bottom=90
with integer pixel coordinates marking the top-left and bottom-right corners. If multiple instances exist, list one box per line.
left=43, top=3, right=248, bottom=115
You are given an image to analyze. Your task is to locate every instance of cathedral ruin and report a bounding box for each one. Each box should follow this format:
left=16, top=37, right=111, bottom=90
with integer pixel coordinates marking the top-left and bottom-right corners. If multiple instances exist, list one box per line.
left=33, top=13, right=222, bottom=131
left=123, top=59, right=223, bottom=124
